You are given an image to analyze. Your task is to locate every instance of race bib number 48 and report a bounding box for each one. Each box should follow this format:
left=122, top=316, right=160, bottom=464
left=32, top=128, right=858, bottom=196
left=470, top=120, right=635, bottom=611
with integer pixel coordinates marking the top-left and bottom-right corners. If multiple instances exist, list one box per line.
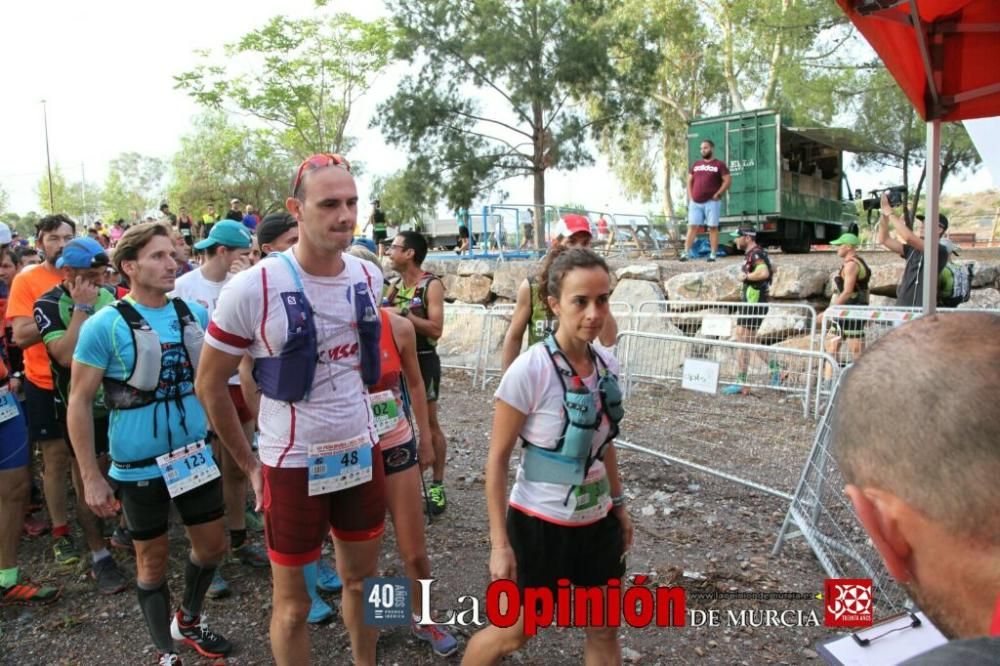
left=308, top=434, right=373, bottom=496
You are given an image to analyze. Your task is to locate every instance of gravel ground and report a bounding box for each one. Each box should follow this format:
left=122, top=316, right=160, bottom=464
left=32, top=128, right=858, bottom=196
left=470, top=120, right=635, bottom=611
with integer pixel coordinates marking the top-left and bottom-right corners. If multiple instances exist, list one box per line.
left=3, top=369, right=871, bottom=665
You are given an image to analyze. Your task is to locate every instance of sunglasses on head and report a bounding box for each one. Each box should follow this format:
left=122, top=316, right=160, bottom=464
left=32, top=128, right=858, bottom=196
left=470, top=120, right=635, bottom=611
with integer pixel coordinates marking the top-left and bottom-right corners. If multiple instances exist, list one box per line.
left=291, top=153, right=351, bottom=197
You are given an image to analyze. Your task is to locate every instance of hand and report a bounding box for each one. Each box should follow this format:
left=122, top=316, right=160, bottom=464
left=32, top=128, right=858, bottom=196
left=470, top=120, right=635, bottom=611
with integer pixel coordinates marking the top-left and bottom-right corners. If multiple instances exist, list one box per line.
left=229, top=253, right=252, bottom=274
left=712, top=192, right=722, bottom=201
left=247, top=459, right=264, bottom=512
left=613, top=504, right=634, bottom=552
left=69, top=275, right=99, bottom=307
left=84, top=476, right=119, bottom=518
left=9, top=377, right=21, bottom=397
left=489, top=543, right=517, bottom=581
left=880, top=191, right=893, bottom=218
left=417, top=432, right=435, bottom=472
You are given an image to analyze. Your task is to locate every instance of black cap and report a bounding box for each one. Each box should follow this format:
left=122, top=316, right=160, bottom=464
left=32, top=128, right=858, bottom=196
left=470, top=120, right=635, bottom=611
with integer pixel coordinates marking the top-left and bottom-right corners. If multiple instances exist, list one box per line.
left=256, top=213, right=298, bottom=245
left=915, top=212, right=949, bottom=231
left=729, top=225, right=757, bottom=239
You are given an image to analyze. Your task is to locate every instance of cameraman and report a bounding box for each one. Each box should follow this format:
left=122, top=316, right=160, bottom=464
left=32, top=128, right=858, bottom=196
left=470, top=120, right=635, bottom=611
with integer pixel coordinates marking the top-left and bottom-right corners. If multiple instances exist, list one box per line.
left=876, top=192, right=949, bottom=308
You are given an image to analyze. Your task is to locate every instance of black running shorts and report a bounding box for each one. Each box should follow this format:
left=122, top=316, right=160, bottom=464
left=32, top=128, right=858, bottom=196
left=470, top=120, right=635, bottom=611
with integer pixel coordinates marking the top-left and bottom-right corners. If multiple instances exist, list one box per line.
left=116, top=476, right=224, bottom=541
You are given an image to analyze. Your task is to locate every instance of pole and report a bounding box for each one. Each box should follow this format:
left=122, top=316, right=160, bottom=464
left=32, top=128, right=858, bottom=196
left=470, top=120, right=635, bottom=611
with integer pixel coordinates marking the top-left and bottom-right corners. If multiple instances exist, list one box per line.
left=921, top=119, right=941, bottom=315
left=42, top=100, right=54, bottom=212
left=81, top=162, right=87, bottom=228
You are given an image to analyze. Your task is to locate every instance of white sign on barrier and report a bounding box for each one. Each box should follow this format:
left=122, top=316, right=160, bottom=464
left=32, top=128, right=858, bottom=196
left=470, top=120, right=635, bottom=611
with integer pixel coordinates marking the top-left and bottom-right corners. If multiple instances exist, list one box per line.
left=701, top=315, right=732, bottom=338
left=681, top=358, right=720, bottom=394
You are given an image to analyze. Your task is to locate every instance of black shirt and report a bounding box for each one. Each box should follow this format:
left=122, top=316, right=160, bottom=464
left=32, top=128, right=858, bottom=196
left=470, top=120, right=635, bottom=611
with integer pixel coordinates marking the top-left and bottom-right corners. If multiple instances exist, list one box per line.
left=896, top=243, right=949, bottom=308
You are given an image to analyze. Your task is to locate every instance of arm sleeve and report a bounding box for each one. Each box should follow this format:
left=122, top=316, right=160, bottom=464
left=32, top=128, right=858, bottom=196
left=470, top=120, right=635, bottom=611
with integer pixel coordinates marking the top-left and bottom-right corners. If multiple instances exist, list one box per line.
left=34, top=296, right=67, bottom=344
left=205, top=271, right=259, bottom=356
left=495, top=348, right=538, bottom=415
left=73, top=309, right=116, bottom=370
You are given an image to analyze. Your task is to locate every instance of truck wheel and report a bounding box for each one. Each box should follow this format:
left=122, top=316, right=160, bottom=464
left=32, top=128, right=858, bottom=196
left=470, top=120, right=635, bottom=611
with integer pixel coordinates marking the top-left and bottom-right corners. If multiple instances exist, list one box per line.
left=780, top=239, right=811, bottom=254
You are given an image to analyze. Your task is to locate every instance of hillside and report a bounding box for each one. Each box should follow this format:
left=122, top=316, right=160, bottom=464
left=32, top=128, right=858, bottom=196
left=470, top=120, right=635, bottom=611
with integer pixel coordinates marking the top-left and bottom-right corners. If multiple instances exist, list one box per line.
left=938, top=188, right=1000, bottom=236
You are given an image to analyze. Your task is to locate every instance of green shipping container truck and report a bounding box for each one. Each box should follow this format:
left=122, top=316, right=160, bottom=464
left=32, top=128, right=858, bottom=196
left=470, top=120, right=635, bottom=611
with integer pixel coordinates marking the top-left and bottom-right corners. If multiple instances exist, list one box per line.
left=687, top=108, right=874, bottom=253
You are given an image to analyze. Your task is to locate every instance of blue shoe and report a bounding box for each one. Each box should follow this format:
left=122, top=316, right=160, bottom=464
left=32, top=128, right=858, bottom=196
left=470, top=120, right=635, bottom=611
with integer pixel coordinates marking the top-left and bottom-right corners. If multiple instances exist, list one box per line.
left=413, top=621, right=459, bottom=657
left=303, top=561, right=335, bottom=624
left=316, top=558, right=342, bottom=593
left=769, top=369, right=785, bottom=387
left=721, top=384, right=746, bottom=396
left=206, top=570, right=231, bottom=599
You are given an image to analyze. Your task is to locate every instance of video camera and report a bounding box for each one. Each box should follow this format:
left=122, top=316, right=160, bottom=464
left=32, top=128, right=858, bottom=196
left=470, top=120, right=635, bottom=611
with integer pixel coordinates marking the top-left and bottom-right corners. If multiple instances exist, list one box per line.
left=861, top=186, right=907, bottom=212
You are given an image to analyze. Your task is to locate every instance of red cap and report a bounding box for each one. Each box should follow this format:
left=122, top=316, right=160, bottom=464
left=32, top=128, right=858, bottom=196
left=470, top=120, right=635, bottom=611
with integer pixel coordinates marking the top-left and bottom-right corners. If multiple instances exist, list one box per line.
left=558, top=214, right=592, bottom=238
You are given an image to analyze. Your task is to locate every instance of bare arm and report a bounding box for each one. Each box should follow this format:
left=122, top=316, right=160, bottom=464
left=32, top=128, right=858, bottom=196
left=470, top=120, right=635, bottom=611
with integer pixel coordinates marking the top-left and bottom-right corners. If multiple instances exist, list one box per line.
left=390, top=313, right=434, bottom=470
left=501, top=279, right=533, bottom=372
left=715, top=173, right=732, bottom=199
left=889, top=213, right=922, bottom=253
left=67, top=362, right=118, bottom=517
left=485, top=399, right=528, bottom=580
left=687, top=173, right=695, bottom=200
left=237, top=354, right=260, bottom=420
left=598, top=311, right=618, bottom=348
left=44, top=310, right=91, bottom=368
left=11, top=316, right=41, bottom=349
left=405, top=278, right=444, bottom=340
left=601, top=445, right=633, bottom=551
left=745, top=260, right=770, bottom=282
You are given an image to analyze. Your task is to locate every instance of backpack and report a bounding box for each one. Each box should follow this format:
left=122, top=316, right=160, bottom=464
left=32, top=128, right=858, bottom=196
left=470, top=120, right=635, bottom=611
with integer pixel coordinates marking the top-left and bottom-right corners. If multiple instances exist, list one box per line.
left=939, top=263, right=972, bottom=308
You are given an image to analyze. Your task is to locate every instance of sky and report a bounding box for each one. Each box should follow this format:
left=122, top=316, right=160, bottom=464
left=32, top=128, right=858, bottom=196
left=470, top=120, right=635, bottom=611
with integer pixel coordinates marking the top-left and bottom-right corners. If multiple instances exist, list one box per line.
left=0, top=0, right=995, bottom=219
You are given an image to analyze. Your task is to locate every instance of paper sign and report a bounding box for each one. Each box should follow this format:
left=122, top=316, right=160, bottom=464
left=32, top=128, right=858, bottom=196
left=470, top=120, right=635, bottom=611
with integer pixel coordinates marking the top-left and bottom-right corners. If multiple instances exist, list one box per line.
left=682, top=358, right=720, bottom=394
left=702, top=315, right=732, bottom=337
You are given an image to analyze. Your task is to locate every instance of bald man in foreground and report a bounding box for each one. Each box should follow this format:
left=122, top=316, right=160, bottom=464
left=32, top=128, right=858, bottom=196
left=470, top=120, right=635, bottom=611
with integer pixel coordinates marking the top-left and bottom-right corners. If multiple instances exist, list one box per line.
left=832, top=312, right=1000, bottom=664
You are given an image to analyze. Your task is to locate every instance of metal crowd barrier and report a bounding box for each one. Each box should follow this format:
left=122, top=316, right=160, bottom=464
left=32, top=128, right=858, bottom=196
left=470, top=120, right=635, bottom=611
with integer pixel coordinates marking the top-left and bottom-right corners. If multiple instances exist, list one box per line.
left=437, top=304, right=488, bottom=373
left=614, top=331, right=842, bottom=500
left=772, top=375, right=910, bottom=619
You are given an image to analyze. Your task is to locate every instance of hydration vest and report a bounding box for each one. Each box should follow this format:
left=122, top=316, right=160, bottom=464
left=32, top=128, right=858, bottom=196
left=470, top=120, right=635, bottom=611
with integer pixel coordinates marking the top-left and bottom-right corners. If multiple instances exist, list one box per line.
left=102, top=298, right=204, bottom=411
left=527, top=277, right=556, bottom=346
left=253, top=252, right=381, bottom=402
left=371, top=309, right=402, bottom=394
left=834, top=255, right=871, bottom=306
left=520, top=336, right=624, bottom=493
left=741, top=246, right=774, bottom=303
left=384, top=272, right=439, bottom=352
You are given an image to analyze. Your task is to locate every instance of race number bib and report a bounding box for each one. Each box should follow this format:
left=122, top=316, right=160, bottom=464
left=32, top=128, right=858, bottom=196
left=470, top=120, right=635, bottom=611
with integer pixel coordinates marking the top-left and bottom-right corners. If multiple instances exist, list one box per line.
left=571, top=476, right=611, bottom=523
left=369, top=390, right=400, bottom=435
left=308, top=434, right=373, bottom=496
left=156, top=441, right=220, bottom=499
left=0, top=387, right=19, bottom=423
left=181, top=228, right=192, bottom=237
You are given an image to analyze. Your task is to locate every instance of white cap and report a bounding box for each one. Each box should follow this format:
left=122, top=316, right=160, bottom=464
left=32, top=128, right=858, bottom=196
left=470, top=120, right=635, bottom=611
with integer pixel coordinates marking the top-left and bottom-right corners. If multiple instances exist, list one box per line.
left=0, top=222, right=11, bottom=245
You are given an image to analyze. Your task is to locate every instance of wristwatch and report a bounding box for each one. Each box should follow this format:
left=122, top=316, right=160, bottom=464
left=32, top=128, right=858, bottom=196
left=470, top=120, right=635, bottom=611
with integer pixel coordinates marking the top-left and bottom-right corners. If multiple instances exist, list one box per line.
left=74, top=303, right=96, bottom=315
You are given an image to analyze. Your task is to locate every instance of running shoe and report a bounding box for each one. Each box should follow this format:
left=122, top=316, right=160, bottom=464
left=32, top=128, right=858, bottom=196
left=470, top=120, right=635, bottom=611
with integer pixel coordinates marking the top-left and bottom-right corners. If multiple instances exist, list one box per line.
left=678, top=252, right=689, bottom=262
left=157, top=653, right=182, bottom=666
left=721, top=383, right=749, bottom=396
left=52, top=535, right=80, bottom=567
left=707, top=253, right=716, bottom=262
left=232, top=542, right=269, bottom=568
left=244, top=506, right=265, bottom=534
left=307, top=595, right=335, bottom=624
left=22, top=513, right=49, bottom=538
left=412, top=622, right=459, bottom=657
left=92, top=555, right=128, bottom=595
left=316, top=559, right=342, bottom=593
left=769, top=368, right=787, bottom=387
left=206, top=570, right=231, bottom=599
left=1, top=579, right=61, bottom=606
left=170, top=612, right=232, bottom=659
left=111, top=525, right=135, bottom=553
left=427, top=483, right=447, bottom=516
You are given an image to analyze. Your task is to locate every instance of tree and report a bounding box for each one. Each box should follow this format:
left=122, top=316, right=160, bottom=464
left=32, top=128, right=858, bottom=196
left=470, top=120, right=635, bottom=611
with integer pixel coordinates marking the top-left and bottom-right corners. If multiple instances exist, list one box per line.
left=370, top=162, right=438, bottom=230
left=1, top=212, right=40, bottom=239
left=0, top=183, right=9, bottom=215
left=101, top=152, right=166, bottom=223
left=175, top=13, right=395, bottom=158
left=378, top=0, right=622, bottom=246
left=167, top=112, right=291, bottom=216
left=36, top=166, right=101, bottom=222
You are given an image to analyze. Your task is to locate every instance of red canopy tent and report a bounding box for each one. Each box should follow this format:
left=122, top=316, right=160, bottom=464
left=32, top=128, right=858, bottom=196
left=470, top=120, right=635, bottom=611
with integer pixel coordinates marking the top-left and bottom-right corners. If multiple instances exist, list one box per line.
left=836, top=0, right=1000, bottom=312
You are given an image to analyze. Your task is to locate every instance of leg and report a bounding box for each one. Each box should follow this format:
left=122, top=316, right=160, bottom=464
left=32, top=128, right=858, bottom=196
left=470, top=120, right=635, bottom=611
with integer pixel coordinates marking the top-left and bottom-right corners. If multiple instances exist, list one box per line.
left=218, top=437, right=247, bottom=533
left=584, top=626, right=621, bottom=666
left=71, top=461, right=105, bottom=554
left=0, top=466, right=30, bottom=571
left=846, top=336, right=865, bottom=363
left=428, top=401, right=446, bottom=485
left=709, top=227, right=719, bottom=256
left=385, top=465, right=431, bottom=613
left=39, top=438, right=71, bottom=531
left=462, top=596, right=530, bottom=666
left=334, top=537, right=383, bottom=666
left=270, top=562, right=312, bottom=665
left=824, top=336, right=842, bottom=380
left=134, top=535, right=176, bottom=653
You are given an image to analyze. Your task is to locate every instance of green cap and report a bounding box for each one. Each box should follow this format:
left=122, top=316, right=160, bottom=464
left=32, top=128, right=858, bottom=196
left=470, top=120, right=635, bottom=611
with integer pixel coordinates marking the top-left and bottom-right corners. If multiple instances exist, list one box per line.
left=830, top=233, right=860, bottom=247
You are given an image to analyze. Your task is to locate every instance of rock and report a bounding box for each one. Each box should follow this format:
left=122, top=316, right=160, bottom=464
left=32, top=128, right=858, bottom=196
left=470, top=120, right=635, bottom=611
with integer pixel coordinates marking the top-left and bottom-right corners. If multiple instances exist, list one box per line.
left=802, top=648, right=818, bottom=660
left=423, top=260, right=459, bottom=277
left=490, top=262, right=539, bottom=300
left=770, top=265, right=830, bottom=299
left=449, top=275, right=493, bottom=305
left=867, top=294, right=896, bottom=307
left=664, top=265, right=742, bottom=302
left=868, top=263, right=904, bottom=297
left=640, top=505, right=656, bottom=517
left=757, top=307, right=812, bottom=342
left=457, top=259, right=497, bottom=278
left=440, top=274, right=459, bottom=301
left=611, top=279, right=665, bottom=308
left=622, top=647, right=643, bottom=663
left=969, top=261, right=1000, bottom=288
left=615, top=264, right=661, bottom=282
left=958, top=287, right=1000, bottom=310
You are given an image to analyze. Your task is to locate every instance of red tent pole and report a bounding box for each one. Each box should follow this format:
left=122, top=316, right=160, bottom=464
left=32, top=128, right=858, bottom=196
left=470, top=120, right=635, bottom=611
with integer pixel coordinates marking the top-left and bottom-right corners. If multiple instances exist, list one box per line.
left=922, top=119, right=942, bottom=315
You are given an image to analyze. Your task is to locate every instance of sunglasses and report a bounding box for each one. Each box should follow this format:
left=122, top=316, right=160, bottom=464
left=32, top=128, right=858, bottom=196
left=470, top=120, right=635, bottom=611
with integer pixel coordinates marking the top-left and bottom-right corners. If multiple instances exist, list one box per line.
left=291, top=153, right=351, bottom=197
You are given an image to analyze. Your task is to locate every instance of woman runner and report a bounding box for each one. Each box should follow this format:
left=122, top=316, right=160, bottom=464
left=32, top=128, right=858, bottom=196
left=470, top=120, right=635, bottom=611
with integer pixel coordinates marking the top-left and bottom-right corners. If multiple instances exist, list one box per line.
left=464, top=246, right=633, bottom=664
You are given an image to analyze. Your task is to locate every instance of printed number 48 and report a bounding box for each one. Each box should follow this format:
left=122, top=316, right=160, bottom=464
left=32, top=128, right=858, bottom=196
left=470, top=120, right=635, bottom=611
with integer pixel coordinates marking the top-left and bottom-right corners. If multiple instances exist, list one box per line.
left=340, top=451, right=359, bottom=466
left=368, top=583, right=394, bottom=608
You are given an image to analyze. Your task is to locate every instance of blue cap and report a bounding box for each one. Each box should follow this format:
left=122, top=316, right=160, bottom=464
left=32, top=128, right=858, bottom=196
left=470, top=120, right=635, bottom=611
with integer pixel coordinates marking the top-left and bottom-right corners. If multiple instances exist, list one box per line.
left=194, top=220, right=253, bottom=250
left=352, top=237, right=377, bottom=253
left=56, top=238, right=109, bottom=269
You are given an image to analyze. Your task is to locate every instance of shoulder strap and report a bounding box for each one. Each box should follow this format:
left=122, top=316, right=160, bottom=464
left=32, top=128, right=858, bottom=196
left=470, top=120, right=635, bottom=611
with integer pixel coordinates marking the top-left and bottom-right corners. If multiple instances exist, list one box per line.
left=170, top=297, right=196, bottom=325
left=112, top=299, right=149, bottom=330
left=271, top=251, right=307, bottom=294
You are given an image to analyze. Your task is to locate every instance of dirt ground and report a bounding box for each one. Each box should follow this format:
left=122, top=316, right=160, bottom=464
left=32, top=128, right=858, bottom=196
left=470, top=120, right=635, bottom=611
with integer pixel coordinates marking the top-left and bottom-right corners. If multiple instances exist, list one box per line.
left=3, top=369, right=868, bottom=665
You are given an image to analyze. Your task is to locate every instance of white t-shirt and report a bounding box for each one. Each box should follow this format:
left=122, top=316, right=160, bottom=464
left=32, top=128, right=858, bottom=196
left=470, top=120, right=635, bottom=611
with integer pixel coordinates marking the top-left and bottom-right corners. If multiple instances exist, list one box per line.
left=205, top=249, right=384, bottom=468
left=495, top=343, right=619, bottom=526
left=171, top=268, right=240, bottom=385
